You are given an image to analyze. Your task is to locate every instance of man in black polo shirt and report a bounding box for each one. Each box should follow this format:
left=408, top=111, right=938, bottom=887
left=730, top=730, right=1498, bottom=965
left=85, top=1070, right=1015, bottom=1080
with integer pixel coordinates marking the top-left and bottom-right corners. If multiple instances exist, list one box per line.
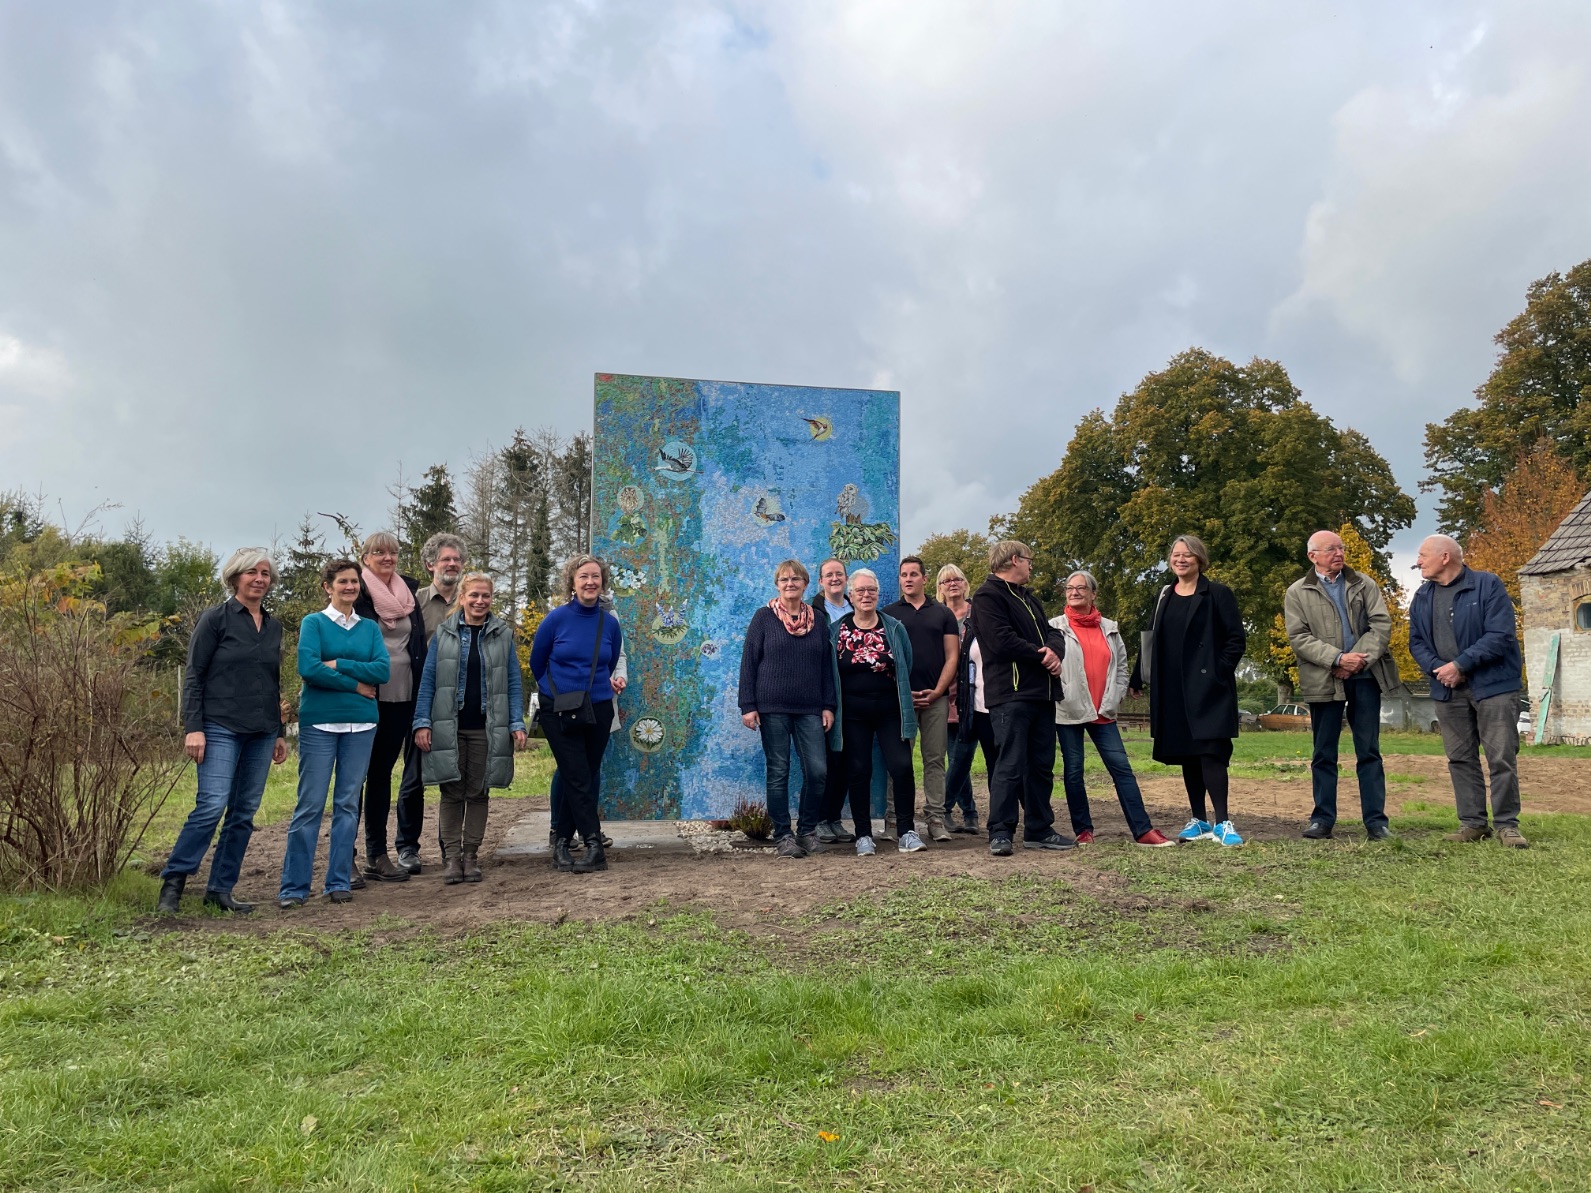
left=884, top=555, right=961, bottom=842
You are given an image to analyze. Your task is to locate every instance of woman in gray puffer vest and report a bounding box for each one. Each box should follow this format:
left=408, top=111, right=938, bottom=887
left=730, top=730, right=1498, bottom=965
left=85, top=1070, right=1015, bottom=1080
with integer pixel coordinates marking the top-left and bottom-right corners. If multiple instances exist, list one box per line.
left=413, top=573, right=528, bottom=883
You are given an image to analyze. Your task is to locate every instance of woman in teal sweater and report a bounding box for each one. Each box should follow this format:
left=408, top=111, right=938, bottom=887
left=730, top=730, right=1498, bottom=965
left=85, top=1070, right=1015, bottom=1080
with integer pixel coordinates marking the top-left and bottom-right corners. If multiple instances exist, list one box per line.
left=277, top=559, right=390, bottom=907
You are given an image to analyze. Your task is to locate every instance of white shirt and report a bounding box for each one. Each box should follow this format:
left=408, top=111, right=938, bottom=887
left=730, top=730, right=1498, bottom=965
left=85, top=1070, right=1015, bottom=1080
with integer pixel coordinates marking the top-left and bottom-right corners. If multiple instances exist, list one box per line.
left=970, top=638, right=988, bottom=715
left=313, top=605, right=378, bottom=734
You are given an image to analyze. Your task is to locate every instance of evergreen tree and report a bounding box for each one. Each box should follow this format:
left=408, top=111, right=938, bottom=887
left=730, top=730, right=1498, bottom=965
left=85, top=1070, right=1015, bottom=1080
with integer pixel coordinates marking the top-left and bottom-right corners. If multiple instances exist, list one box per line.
left=398, top=463, right=458, bottom=575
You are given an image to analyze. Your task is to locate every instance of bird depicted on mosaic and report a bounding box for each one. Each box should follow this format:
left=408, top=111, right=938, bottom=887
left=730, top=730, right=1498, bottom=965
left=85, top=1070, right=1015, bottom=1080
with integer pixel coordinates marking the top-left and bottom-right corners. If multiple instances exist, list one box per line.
left=829, top=481, right=897, bottom=562
left=752, top=494, right=787, bottom=524
left=803, top=415, right=834, bottom=441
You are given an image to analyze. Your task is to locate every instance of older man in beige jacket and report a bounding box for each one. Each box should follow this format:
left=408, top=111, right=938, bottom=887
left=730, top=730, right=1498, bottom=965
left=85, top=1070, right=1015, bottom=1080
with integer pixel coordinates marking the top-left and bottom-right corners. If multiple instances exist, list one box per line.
left=1283, top=530, right=1401, bottom=841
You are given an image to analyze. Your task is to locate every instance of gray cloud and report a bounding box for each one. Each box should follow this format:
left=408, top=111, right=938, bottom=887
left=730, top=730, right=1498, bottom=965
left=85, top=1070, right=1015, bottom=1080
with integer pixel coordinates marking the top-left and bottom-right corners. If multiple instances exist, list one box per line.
left=2, top=1, right=1587, bottom=561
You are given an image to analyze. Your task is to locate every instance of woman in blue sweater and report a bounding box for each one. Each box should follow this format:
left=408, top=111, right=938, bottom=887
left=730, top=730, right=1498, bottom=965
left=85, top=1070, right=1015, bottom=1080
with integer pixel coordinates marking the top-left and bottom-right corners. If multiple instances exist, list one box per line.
left=278, top=559, right=390, bottom=907
left=738, top=559, right=836, bottom=858
left=530, top=555, right=624, bottom=873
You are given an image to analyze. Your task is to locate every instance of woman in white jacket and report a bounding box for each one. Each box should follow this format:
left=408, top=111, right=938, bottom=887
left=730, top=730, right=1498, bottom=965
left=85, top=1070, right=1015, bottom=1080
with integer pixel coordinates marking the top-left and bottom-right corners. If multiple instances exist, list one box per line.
left=1050, top=572, right=1174, bottom=847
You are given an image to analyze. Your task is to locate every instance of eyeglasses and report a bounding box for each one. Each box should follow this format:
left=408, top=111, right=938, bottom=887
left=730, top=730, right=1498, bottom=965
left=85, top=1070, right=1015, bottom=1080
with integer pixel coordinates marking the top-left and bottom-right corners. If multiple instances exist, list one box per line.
left=851, top=587, right=880, bottom=595
left=1013, top=555, right=1032, bottom=564
left=1063, top=585, right=1092, bottom=593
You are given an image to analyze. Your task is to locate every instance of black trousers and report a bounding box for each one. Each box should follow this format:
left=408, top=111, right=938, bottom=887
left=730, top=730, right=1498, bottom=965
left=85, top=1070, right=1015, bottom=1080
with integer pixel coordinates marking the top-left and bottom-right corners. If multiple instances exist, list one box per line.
left=540, top=700, right=614, bottom=843
left=843, top=697, right=916, bottom=840
left=820, top=748, right=855, bottom=823
left=986, top=699, right=1058, bottom=838
left=360, top=699, right=424, bottom=856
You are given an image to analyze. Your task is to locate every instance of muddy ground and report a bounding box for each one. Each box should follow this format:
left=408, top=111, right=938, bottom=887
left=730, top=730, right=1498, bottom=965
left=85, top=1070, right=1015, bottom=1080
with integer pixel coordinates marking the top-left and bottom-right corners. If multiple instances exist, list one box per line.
left=169, top=753, right=1590, bottom=938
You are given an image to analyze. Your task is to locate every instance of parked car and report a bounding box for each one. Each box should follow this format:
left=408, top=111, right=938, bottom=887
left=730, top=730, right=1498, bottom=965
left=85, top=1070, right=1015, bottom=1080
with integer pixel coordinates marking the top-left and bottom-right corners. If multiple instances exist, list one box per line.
left=1238, top=709, right=1259, bottom=729
left=1257, top=703, right=1312, bottom=731
left=1518, top=701, right=1532, bottom=739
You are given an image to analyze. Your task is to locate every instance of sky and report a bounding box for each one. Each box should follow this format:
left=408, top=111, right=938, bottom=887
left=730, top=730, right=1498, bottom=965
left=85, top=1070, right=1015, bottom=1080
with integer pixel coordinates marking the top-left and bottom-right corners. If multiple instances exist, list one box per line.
left=2, top=1, right=1589, bottom=576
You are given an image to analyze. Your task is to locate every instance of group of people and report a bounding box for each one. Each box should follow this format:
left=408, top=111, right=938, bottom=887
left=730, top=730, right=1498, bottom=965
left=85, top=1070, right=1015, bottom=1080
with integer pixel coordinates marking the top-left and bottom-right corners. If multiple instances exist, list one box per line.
left=159, top=520, right=1531, bottom=912
left=740, top=530, right=1531, bottom=858
left=159, top=533, right=625, bottom=913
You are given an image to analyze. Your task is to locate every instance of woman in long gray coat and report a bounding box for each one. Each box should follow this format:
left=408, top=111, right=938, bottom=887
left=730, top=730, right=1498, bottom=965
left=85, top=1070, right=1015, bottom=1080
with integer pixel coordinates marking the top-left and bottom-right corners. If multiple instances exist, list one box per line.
left=413, top=573, right=527, bottom=884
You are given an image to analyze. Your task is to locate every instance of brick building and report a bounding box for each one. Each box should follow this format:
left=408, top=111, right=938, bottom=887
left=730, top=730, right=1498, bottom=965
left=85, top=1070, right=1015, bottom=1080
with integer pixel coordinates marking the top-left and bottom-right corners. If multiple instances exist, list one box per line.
left=1519, top=491, right=1591, bottom=744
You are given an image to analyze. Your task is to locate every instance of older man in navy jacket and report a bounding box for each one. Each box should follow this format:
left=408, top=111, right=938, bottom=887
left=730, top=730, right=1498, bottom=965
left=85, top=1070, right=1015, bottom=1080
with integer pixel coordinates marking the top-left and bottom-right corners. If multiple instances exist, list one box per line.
left=1408, top=535, right=1527, bottom=848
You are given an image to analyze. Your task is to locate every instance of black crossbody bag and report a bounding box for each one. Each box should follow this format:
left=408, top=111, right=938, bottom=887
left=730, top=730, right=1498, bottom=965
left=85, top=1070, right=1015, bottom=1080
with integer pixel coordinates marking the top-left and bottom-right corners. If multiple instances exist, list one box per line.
left=540, top=620, right=605, bottom=728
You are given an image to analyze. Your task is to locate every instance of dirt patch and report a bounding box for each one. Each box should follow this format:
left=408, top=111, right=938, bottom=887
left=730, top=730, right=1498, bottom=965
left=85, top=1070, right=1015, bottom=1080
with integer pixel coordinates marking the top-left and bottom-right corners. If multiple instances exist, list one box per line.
left=167, top=751, right=1590, bottom=938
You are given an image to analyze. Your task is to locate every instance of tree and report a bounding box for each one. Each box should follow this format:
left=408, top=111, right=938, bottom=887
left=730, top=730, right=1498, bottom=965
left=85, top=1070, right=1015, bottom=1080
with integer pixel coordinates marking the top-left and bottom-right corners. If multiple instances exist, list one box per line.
left=493, top=428, right=546, bottom=623
left=550, top=431, right=593, bottom=558
left=1008, top=349, right=1416, bottom=662
left=460, top=449, right=500, bottom=580
left=915, top=529, right=996, bottom=586
left=274, top=515, right=330, bottom=630
left=1465, top=439, right=1587, bottom=613
left=91, top=532, right=158, bottom=615
left=1423, top=258, right=1591, bottom=535
left=396, top=463, right=458, bottom=575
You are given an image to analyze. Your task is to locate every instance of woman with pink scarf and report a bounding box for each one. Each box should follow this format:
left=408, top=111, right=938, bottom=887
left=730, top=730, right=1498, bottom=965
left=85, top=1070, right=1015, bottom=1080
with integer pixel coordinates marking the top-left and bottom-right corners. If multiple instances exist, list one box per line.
left=352, top=530, right=431, bottom=883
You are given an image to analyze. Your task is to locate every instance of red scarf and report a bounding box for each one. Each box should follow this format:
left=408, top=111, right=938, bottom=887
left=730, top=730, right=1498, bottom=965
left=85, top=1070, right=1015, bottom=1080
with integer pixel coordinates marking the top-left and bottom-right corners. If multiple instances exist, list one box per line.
left=1067, top=608, right=1111, bottom=722
left=768, top=599, right=814, bottom=636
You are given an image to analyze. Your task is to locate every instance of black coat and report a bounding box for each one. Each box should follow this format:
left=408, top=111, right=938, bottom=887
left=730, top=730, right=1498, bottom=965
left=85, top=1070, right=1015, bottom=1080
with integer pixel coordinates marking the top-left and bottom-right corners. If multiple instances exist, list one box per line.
left=1130, top=575, right=1246, bottom=740
left=354, top=572, right=429, bottom=689
left=969, top=574, right=1066, bottom=706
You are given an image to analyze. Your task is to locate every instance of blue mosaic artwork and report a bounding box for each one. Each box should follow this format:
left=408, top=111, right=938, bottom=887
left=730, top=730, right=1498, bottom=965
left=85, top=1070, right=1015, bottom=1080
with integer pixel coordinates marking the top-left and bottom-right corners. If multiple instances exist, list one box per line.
left=592, top=374, right=902, bottom=820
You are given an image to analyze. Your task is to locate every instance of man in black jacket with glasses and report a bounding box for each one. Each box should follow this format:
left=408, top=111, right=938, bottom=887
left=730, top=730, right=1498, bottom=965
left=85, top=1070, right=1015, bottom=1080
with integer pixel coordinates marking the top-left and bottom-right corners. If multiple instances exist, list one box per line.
left=970, top=541, right=1074, bottom=856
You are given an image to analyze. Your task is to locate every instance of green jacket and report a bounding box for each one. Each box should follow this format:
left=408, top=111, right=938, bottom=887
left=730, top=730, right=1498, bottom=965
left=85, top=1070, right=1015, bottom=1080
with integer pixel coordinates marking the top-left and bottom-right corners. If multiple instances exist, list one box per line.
left=413, top=613, right=525, bottom=790
left=1283, top=567, right=1400, bottom=703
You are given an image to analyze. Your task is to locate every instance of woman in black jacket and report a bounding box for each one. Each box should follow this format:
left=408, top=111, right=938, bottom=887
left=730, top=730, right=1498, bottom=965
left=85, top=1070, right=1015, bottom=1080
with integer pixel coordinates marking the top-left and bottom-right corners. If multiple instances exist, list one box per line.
left=1130, top=534, right=1248, bottom=846
left=159, top=548, right=288, bottom=914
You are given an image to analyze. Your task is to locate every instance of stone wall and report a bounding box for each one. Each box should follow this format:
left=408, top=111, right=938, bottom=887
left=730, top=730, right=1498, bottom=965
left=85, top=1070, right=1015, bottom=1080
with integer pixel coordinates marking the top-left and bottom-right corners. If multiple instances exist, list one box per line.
left=1521, top=568, right=1591, bottom=744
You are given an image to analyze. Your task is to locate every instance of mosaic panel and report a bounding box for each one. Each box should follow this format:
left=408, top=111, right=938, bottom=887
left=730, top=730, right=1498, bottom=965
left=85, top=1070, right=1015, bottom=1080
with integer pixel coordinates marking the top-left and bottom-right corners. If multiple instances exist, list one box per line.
left=592, top=373, right=902, bottom=819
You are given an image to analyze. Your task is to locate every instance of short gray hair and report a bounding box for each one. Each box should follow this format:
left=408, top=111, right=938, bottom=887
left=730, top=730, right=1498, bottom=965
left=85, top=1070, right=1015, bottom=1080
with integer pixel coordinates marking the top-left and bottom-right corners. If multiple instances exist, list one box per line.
left=1065, top=570, right=1098, bottom=593
left=848, top=567, right=881, bottom=592
left=421, top=532, right=466, bottom=568
left=220, top=547, right=275, bottom=595
left=362, top=530, right=401, bottom=559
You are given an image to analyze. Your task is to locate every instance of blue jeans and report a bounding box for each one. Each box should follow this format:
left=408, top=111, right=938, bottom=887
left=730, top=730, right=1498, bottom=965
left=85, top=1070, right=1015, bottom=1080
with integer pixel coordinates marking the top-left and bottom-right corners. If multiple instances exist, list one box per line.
left=1309, top=677, right=1387, bottom=830
left=760, top=713, right=828, bottom=838
left=163, top=722, right=276, bottom=892
left=1057, top=721, right=1153, bottom=839
left=279, top=725, right=374, bottom=899
left=944, top=711, right=996, bottom=817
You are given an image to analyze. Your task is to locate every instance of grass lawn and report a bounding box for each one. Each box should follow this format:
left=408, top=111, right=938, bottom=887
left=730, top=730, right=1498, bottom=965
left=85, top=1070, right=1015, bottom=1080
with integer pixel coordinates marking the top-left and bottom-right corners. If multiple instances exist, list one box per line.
left=11, top=734, right=1583, bottom=1189
left=3, top=807, right=1588, bottom=1189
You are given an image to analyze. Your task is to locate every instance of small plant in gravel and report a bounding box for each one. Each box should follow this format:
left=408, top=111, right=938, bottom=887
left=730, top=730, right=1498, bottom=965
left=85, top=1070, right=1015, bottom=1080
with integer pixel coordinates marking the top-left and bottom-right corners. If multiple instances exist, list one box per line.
left=725, top=798, right=772, bottom=840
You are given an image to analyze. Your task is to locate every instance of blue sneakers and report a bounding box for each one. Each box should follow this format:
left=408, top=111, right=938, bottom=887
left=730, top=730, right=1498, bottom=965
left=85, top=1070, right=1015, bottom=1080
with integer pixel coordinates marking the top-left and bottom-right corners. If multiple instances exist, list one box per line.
left=1177, top=818, right=1214, bottom=842
left=1211, top=820, right=1244, bottom=847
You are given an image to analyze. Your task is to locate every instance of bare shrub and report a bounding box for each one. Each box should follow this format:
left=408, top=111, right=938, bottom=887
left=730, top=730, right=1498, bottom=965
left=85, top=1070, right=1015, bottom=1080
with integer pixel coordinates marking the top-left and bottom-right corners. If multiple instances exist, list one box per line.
left=0, top=564, right=186, bottom=889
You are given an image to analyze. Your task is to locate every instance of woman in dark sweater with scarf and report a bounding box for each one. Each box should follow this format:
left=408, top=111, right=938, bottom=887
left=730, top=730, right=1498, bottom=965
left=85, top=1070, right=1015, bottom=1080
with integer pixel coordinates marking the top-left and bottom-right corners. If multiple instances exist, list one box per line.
left=739, top=559, right=837, bottom=859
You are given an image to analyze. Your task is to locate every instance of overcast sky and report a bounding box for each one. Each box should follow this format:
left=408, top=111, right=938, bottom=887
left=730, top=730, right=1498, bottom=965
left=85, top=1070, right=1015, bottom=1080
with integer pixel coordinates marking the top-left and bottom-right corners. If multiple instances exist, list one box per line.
left=3, top=1, right=1588, bottom=570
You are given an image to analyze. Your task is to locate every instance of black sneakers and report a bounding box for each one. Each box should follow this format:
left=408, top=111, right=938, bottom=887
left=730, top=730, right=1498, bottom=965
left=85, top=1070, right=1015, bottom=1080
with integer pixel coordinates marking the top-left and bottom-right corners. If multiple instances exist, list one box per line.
left=989, top=835, right=1014, bottom=857
left=1021, top=830, right=1077, bottom=851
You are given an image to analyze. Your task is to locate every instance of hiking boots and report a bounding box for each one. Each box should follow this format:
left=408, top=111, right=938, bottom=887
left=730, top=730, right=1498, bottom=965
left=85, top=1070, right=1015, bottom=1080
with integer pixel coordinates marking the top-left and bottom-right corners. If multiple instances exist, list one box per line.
left=443, top=854, right=466, bottom=884
left=1446, top=825, right=1493, bottom=843
left=362, top=852, right=410, bottom=882
left=1497, top=826, right=1530, bottom=849
left=461, top=851, right=483, bottom=883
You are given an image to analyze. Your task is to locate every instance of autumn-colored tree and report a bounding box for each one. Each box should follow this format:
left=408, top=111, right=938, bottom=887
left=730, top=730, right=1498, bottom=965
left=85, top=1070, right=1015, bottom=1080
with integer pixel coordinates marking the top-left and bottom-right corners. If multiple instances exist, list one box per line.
left=1465, top=440, right=1586, bottom=612
left=914, top=529, right=996, bottom=588
left=1268, top=522, right=1420, bottom=692
left=1423, top=258, right=1591, bottom=535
